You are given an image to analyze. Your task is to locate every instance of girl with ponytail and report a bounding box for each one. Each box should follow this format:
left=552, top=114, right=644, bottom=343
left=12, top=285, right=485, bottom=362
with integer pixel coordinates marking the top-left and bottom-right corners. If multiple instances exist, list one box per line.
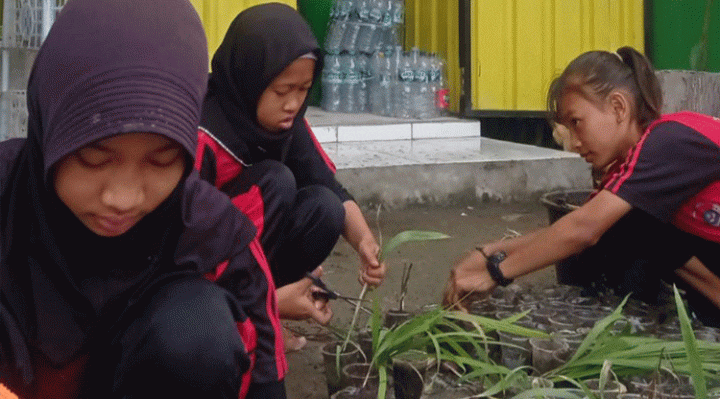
left=445, top=46, right=720, bottom=326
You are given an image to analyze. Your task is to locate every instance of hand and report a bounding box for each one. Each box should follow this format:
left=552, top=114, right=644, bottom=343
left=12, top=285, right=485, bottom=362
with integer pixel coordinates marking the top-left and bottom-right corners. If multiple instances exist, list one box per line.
left=356, top=236, right=386, bottom=287
left=442, top=250, right=497, bottom=311
left=276, top=266, right=333, bottom=325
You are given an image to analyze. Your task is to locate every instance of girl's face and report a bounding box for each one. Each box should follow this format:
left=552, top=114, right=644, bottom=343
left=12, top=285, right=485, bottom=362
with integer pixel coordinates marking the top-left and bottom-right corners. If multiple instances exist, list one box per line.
left=54, top=132, right=185, bottom=237
left=256, top=57, right=315, bottom=133
left=558, top=90, right=636, bottom=170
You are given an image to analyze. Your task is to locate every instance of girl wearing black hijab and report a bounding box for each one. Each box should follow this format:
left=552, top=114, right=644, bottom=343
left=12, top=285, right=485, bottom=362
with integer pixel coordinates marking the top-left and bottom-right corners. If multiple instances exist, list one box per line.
left=0, top=0, right=286, bottom=398
left=196, top=3, right=386, bottom=345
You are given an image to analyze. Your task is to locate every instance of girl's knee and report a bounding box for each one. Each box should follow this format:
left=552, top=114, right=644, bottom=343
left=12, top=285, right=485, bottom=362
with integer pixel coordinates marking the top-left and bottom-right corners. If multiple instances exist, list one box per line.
left=253, top=160, right=297, bottom=205
left=121, top=279, right=248, bottom=391
left=296, top=186, right=345, bottom=234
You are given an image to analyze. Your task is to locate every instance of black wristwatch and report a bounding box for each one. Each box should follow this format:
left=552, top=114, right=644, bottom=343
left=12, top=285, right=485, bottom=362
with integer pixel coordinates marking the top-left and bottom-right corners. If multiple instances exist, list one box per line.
left=486, top=251, right=513, bottom=286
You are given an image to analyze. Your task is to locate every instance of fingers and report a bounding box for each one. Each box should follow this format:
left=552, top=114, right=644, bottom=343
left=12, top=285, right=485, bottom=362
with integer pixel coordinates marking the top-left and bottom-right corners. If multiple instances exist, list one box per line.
left=310, top=265, right=323, bottom=278
left=442, top=270, right=470, bottom=312
left=358, top=269, right=385, bottom=287
left=310, top=300, right=333, bottom=325
left=442, top=274, right=459, bottom=309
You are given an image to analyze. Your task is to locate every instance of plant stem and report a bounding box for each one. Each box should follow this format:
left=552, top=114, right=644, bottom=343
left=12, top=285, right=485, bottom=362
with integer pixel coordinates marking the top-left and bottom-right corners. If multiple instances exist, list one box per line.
left=342, top=282, right=369, bottom=353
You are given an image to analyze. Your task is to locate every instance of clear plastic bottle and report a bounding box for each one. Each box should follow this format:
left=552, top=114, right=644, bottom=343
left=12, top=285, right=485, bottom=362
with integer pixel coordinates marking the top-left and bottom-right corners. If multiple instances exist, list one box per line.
left=392, top=0, right=404, bottom=25
left=356, top=23, right=378, bottom=54
left=380, top=51, right=394, bottom=116
left=414, top=50, right=433, bottom=119
left=325, top=21, right=347, bottom=54
left=394, top=49, right=414, bottom=118
left=355, top=53, right=370, bottom=113
left=336, top=0, right=354, bottom=21
left=369, top=52, right=393, bottom=116
left=368, top=52, right=384, bottom=115
left=343, top=21, right=361, bottom=52
left=321, top=53, right=344, bottom=112
left=376, top=0, right=393, bottom=52
left=431, top=54, right=449, bottom=117
left=355, top=0, right=371, bottom=22
left=368, top=0, right=384, bottom=24
left=340, top=52, right=360, bottom=113
left=356, top=0, right=381, bottom=54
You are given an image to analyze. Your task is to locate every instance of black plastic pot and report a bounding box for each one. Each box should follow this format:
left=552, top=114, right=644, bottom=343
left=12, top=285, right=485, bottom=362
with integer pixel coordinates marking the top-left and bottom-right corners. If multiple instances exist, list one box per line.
left=321, top=341, right=362, bottom=396
left=384, top=309, right=412, bottom=329
left=539, top=189, right=593, bottom=285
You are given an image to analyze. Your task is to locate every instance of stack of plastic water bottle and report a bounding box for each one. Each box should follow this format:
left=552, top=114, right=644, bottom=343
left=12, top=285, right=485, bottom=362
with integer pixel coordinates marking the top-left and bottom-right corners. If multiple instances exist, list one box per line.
left=320, top=0, right=450, bottom=119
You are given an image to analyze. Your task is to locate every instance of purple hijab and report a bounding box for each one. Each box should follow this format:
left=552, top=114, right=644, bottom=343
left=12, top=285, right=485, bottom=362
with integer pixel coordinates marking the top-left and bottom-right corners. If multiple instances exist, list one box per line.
left=0, top=0, right=256, bottom=390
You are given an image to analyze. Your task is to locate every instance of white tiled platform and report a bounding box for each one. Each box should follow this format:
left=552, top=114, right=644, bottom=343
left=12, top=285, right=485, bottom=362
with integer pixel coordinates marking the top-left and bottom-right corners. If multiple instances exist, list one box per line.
left=306, top=107, right=481, bottom=143
left=305, top=107, right=592, bottom=208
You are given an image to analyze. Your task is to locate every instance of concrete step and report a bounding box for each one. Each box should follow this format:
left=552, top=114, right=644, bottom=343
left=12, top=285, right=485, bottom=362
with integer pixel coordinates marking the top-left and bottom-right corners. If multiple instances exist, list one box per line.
left=306, top=107, right=592, bottom=209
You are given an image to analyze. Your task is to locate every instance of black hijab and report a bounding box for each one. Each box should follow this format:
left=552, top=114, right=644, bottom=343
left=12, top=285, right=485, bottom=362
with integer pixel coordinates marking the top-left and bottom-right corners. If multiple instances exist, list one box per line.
left=202, top=2, right=323, bottom=163
left=0, top=0, right=210, bottom=383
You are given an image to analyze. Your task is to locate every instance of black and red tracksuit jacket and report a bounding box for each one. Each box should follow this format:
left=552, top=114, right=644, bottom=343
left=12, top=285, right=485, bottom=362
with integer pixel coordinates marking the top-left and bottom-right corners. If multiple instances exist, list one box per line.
left=194, top=119, right=352, bottom=236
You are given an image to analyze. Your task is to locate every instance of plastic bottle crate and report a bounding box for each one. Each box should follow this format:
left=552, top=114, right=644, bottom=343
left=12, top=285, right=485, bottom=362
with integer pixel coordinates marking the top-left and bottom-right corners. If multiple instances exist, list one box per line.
left=2, top=0, right=66, bottom=50
left=0, top=90, right=28, bottom=141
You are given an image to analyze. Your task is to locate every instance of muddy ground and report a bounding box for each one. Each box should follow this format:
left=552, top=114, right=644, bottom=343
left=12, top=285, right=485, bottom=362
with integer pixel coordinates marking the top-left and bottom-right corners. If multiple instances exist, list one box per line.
left=283, top=200, right=559, bottom=399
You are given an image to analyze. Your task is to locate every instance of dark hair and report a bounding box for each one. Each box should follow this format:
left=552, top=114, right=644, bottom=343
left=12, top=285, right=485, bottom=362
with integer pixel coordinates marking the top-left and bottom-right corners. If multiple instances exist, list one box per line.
left=547, top=46, right=662, bottom=131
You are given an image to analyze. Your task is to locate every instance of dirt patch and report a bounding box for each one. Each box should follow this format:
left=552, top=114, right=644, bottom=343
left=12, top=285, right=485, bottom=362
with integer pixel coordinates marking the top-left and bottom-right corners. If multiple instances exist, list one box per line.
left=284, top=201, right=558, bottom=399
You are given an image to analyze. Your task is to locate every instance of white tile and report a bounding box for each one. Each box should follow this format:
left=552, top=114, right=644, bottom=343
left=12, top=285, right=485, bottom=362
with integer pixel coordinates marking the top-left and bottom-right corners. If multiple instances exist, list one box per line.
left=311, top=126, right=337, bottom=143
left=331, top=141, right=416, bottom=168
left=337, top=123, right=412, bottom=142
left=412, top=121, right=481, bottom=139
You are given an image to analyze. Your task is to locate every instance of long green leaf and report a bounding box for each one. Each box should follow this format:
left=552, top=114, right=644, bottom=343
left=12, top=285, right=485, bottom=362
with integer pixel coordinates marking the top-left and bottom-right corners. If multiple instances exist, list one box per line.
left=674, top=285, right=707, bottom=398
left=377, top=365, right=388, bottom=399
left=380, top=230, right=450, bottom=261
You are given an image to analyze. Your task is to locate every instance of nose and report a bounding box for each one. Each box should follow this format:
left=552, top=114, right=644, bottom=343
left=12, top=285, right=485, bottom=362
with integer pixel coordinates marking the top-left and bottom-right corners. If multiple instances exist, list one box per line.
left=283, top=91, right=305, bottom=114
left=101, top=168, right=144, bottom=213
left=568, top=130, right=583, bottom=153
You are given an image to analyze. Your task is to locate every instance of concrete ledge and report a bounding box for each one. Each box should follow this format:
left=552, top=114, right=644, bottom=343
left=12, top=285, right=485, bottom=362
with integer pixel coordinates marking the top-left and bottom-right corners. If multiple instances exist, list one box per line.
left=336, top=157, right=591, bottom=209
left=321, top=137, right=592, bottom=209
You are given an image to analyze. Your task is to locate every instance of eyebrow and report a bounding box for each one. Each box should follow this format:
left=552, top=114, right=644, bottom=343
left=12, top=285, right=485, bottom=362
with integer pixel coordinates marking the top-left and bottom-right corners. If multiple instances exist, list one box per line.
left=85, top=141, right=180, bottom=153
left=83, top=143, right=113, bottom=152
left=152, top=143, right=181, bottom=152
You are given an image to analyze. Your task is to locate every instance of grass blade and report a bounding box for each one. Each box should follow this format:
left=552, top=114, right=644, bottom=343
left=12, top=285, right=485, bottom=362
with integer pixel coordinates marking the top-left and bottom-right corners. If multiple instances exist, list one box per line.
left=380, top=230, right=450, bottom=261
left=674, top=285, right=707, bottom=398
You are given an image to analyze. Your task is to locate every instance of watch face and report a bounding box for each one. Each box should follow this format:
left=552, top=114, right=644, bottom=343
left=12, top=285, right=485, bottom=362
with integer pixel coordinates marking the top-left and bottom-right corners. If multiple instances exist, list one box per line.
left=489, top=251, right=507, bottom=265
left=488, top=251, right=512, bottom=286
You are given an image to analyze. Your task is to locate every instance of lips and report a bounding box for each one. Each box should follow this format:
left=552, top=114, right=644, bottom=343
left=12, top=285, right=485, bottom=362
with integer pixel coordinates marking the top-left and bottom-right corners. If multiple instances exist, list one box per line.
left=94, top=214, right=138, bottom=236
left=278, top=117, right=294, bottom=129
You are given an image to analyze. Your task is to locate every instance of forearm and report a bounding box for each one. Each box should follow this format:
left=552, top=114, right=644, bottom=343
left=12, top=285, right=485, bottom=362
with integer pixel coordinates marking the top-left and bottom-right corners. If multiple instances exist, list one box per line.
left=342, top=200, right=376, bottom=251
left=482, top=191, right=628, bottom=281
left=480, top=230, right=540, bottom=255
left=480, top=222, right=587, bottom=280
left=675, top=257, right=720, bottom=309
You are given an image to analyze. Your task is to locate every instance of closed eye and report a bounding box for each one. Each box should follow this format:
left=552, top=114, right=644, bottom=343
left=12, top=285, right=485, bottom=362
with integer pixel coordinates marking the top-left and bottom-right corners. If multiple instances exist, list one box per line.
left=76, top=146, right=113, bottom=168
left=147, top=147, right=182, bottom=167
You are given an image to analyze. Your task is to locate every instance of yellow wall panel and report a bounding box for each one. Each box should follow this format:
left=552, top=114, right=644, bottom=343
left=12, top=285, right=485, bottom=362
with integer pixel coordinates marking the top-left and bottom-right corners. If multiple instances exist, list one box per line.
left=405, top=0, right=461, bottom=113
left=189, top=0, right=296, bottom=68
left=470, top=0, right=644, bottom=112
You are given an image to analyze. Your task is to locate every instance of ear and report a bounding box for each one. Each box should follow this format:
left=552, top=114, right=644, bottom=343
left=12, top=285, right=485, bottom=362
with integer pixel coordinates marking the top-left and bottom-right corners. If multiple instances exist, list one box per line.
left=608, top=91, right=631, bottom=124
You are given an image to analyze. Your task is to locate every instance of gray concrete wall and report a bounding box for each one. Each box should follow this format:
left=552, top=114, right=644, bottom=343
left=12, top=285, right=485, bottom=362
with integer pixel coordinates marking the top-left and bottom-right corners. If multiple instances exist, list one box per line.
left=337, top=157, right=592, bottom=209
left=656, top=70, right=720, bottom=117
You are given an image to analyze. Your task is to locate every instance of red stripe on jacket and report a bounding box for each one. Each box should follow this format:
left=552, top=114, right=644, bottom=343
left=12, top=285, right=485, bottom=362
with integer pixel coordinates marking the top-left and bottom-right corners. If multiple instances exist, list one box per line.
left=231, top=185, right=265, bottom=239
left=237, top=318, right=257, bottom=399
left=196, top=128, right=245, bottom=188
left=304, top=119, right=336, bottom=173
left=248, top=238, right=286, bottom=380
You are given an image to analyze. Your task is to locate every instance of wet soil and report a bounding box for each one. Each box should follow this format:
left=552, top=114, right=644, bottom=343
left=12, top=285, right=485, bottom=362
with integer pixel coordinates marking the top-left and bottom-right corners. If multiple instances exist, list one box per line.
left=284, top=200, right=559, bottom=399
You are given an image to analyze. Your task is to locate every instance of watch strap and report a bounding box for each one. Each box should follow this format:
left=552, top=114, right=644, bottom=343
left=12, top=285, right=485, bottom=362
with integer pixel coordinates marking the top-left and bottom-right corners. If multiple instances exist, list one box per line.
left=486, top=251, right=513, bottom=286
